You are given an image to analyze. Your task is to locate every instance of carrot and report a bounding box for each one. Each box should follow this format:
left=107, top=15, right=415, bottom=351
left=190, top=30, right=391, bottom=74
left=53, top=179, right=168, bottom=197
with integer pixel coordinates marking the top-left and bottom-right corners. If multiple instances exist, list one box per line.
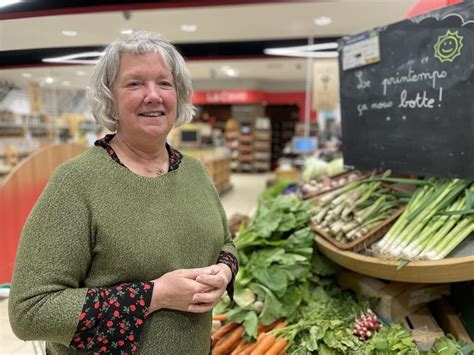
left=264, top=338, right=287, bottom=355
left=250, top=322, right=286, bottom=355
left=239, top=342, right=258, bottom=355
left=211, top=322, right=238, bottom=347
left=212, top=314, right=228, bottom=321
left=213, top=325, right=244, bottom=355
left=239, top=332, right=265, bottom=355
left=272, top=321, right=286, bottom=330
left=250, top=333, right=277, bottom=355
left=230, top=338, right=248, bottom=354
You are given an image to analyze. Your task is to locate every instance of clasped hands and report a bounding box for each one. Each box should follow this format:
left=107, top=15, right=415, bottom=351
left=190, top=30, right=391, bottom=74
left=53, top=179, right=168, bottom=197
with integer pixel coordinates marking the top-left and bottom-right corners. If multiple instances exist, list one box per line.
left=149, top=263, right=232, bottom=313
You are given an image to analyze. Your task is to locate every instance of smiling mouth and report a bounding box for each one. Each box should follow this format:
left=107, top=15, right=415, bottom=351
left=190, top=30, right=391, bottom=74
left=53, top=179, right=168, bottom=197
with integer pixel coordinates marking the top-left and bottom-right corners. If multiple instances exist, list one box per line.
left=139, top=111, right=165, bottom=118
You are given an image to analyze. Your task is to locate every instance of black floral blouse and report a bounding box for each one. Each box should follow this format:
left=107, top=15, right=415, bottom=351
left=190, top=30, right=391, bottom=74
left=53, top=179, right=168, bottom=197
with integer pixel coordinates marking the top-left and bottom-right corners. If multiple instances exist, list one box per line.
left=66, top=134, right=238, bottom=353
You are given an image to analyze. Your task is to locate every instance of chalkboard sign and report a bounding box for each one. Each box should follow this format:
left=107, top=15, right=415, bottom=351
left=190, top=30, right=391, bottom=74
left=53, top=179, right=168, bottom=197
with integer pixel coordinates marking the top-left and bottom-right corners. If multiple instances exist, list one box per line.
left=339, top=1, right=473, bottom=179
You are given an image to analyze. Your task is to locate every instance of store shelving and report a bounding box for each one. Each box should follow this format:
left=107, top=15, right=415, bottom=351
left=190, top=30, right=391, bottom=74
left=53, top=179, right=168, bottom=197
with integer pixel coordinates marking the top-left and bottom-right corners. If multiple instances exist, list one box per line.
left=238, top=122, right=254, bottom=172
left=253, top=117, right=271, bottom=172
left=224, top=118, right=240, bottom=171
left=271, top=119, right=296, bottom=169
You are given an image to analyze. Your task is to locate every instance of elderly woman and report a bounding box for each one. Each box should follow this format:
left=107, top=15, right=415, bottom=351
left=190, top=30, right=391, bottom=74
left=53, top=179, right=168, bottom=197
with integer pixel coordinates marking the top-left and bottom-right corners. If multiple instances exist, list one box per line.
left=9, top=31, right=238, bottom=354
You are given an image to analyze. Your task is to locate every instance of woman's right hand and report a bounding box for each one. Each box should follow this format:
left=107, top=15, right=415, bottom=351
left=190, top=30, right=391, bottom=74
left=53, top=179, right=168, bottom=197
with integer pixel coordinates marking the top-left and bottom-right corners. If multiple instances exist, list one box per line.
left=149, top=267, right=216, bottom=313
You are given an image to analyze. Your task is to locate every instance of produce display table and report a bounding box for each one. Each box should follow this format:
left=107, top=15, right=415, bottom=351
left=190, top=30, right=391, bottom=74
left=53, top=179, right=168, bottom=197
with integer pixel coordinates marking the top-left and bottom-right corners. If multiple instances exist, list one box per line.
left=315, top=236, right=474, bottom=283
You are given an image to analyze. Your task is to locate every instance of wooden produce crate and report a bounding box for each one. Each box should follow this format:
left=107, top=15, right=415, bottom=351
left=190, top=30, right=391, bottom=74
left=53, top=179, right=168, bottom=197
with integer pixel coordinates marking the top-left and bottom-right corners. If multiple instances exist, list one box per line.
left=405, top=306, right=445, bottom=351
left=337, top=270, right=448, bottom=350
left=431, top=297, right=473, bottom=344
left=337, top=270, right=450, bottom=322
left=274, top=167, right=300, bottom=181
left=311, top=205, right=404, bottom=253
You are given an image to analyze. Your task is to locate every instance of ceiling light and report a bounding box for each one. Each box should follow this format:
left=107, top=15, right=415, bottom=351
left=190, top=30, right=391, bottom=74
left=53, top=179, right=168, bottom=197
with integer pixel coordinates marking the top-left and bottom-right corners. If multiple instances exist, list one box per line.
left=62, top=30, right=77, bottom=37
left=22, top=73, right=32, bottom=78
left=219, top=65, right=239, bottom=77
left=44, top=77, right=55, bottom=84
left=314, top=16, right=332, bottom=26
left=62, top=81, right=71, bottom=86
left=43, top=51, right=103, bottom=65
left=266, top=51, right=338, bottom=59
left=180, top=24, right=197, bottom=33
left=76, top=70, right=86, bottom=76
left=0, top=0, right=21, bottom=8
left=121, top=29, right=134, bottom=35
left=225, top=69, right=239, bottom=77
left=264, top=42, right=339, bottom=58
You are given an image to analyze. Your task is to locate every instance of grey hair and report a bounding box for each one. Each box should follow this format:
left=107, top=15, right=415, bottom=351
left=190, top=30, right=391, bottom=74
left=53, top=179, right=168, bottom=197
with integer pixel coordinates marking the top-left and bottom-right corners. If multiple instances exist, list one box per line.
left=87, top=31, right=195, bottom=131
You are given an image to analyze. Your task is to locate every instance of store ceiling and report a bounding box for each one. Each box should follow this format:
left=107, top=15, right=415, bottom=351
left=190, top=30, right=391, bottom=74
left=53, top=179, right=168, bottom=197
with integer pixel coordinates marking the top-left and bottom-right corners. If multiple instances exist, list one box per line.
left=0, top=0, right=417, bottom=90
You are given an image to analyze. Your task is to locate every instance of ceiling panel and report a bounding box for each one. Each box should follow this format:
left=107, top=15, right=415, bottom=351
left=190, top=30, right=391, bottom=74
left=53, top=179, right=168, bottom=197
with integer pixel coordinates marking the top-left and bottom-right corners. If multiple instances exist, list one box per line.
left=0, top=0, right=417, bottom=90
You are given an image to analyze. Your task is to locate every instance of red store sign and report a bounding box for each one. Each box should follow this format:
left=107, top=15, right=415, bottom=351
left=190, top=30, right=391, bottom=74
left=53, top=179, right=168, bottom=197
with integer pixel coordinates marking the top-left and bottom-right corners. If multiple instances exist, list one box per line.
left=192, top=89, right=316, bottom=121
left=192, top=90, right=265, bottom=104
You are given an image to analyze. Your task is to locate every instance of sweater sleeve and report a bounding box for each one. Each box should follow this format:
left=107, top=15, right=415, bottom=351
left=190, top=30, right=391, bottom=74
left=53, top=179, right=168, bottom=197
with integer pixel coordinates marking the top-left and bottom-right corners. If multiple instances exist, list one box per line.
left=70, top=282, right=152, bottom=353
left=215, top=184, right=239, bottom=300
left=8, top=164, right=149, bottom=348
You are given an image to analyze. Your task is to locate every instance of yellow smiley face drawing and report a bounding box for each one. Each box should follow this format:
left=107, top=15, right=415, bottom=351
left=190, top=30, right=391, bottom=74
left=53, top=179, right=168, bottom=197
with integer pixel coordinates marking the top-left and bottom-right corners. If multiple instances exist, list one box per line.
left=434, top=30, right=464, bottom=63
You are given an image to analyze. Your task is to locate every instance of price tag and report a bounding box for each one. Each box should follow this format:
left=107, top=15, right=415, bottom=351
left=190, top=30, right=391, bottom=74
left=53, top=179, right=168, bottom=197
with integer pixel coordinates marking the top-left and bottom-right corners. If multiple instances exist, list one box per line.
left=342, top=31, right=381, bottom=71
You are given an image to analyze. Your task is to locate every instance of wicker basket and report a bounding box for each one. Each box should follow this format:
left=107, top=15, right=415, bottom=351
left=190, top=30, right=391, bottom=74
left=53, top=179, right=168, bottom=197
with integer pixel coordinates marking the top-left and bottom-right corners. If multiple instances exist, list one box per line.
left=311, top=205, right=405, bottom=253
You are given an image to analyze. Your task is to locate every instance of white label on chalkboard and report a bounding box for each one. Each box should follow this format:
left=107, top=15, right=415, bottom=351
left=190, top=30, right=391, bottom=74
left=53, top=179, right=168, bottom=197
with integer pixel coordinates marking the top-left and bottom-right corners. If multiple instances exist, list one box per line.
left=342, top=31, right=381, bottom=71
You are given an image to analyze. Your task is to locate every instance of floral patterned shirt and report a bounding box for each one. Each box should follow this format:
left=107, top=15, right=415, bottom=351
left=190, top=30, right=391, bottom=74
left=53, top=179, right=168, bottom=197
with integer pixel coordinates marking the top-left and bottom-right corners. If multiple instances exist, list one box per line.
left=66, top=134, right=238, bottom=353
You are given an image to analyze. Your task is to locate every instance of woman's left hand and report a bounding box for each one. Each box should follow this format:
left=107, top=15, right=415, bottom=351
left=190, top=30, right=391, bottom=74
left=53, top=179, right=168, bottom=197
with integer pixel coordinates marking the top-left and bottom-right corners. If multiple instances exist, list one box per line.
left=189, top=264, right=232, bottom=312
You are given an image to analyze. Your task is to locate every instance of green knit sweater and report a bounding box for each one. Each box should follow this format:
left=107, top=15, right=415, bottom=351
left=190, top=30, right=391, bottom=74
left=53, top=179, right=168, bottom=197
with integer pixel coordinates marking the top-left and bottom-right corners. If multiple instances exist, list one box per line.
left=9, top=146, right=236, bottom=354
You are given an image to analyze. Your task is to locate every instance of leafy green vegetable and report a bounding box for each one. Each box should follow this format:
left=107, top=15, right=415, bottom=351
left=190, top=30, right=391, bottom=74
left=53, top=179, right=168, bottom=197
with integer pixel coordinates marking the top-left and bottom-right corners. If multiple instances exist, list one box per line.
left=312, top=250, right=339, bottom=276
left=273, top=285, right=371, bottom=354
left=426, top=334, right=465, bottom=355
left=362, top=323, right=419, bottom=355
left=260, top=179, right=296, bottom=202
left=218, top=195, right=316, bottom=339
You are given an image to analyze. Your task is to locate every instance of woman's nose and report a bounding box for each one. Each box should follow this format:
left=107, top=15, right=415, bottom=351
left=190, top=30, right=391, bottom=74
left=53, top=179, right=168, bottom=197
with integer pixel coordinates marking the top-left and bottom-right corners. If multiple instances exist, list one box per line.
left=144, top=84, right=163, bottom=104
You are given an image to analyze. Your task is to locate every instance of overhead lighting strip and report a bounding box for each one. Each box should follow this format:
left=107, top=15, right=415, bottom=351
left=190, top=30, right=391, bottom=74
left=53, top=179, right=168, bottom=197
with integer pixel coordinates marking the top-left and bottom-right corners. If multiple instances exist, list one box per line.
left=42, top=51, right=103, bottom=65
left=264, top=42, right=339, bottom=58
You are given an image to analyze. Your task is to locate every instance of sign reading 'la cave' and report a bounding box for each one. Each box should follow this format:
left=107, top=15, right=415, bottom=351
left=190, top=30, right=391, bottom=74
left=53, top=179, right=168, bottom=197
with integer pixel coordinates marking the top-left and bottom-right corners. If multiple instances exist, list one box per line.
left=338, top=1, right=473, bottom=179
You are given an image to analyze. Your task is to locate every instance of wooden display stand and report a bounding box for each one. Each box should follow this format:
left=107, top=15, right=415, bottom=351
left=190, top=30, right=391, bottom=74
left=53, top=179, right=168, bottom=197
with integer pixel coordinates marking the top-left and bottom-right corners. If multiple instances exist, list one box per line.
left=0, top=143, right=87, bottom=284
left=181, top=149, right=232, bottom=195
left=274, top=167, right=300, bottom=181
left=315, top=235, right=474, bottom=283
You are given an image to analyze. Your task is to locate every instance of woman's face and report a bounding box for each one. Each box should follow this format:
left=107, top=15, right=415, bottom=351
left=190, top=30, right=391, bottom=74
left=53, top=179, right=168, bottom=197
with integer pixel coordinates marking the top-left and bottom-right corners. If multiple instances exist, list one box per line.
left=113, top=52, right=177, bottom=140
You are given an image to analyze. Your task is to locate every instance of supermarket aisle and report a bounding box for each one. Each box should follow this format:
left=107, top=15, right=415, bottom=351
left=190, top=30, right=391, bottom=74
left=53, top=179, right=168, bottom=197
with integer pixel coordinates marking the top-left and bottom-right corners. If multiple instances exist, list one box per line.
left=220, top=172, right=273, bottom=218
left=0, top=172, right=271, bottom=354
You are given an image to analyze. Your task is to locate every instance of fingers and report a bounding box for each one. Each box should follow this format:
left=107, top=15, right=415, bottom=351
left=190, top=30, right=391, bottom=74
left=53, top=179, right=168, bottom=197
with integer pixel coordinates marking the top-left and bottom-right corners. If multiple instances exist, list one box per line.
left=180, top=266, right=216, bottom=279
left=187, top=302, right=214, bottom=313
left=195, top=264, right=231, bottom=287
left=192, top=288, right=224, bottom=304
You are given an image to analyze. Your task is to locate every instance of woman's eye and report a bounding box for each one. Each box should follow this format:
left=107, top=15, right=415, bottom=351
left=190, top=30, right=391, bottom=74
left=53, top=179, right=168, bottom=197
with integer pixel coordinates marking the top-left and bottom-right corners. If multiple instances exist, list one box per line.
left=160, top=81, right=173, bottom=88
left=127, top=81, right=141, bottom=88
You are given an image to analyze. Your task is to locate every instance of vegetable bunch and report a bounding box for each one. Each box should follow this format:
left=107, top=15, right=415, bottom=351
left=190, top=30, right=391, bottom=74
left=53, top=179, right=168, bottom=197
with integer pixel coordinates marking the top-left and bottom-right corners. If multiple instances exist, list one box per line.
left=352, top=309, right=383, bottom=341
left=374, top=178, right=474, bottom=260
left=311, top=171, right=407, bottom=244
left=219, top=195, right=315, bottom=339
left=211, top=318, right=288, bottom=354
left=362, top=323, right=419, bottom=354
left=272, top=285, right=372, bottom=354
left=300, top=172, right=360, bottom=198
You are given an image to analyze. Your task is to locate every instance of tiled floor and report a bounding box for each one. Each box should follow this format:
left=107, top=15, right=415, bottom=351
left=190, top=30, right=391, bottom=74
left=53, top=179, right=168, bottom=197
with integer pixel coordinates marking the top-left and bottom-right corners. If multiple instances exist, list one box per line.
left=0, top=172, right=271, bottom=354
